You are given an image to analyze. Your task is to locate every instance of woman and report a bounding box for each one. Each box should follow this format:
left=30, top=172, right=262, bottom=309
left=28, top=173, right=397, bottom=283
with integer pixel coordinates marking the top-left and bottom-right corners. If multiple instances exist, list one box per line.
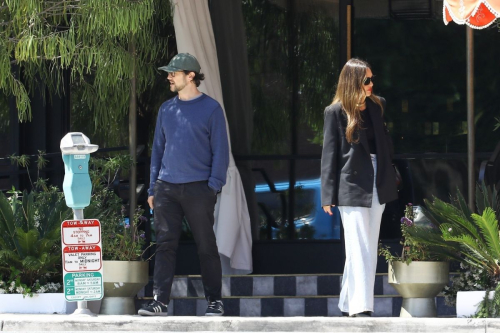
left=321, top=58, right=398, bottom=317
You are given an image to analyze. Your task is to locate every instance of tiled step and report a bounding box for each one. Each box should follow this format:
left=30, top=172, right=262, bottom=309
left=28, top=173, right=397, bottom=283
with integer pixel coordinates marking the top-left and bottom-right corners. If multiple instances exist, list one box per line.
left=136, top=295, right=455, bottom=317
left=138, top=273, right=457, bottom=317
left=145, top=274, right=399, bottom=298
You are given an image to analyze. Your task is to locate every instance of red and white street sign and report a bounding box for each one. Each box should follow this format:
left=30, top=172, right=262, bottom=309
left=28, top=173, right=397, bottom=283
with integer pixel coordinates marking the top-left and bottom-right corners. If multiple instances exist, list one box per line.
left=62, top=219, right=101, bottom=245
left=61, top=219, right=104, bottom=301
left=63, top=245, right=102, bottom=272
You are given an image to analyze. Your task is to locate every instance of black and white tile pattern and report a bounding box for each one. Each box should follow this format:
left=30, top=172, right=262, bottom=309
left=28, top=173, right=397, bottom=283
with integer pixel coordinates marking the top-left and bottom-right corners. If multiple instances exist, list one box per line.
left=136, top=295, right=454, bottom=317
left=170, top=274, right=402, bottom=298
left=137, top=273, right=456, bottom=317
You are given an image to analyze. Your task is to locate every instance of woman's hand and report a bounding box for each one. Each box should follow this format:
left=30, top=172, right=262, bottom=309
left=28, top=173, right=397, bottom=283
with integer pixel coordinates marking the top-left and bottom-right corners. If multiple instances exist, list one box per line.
left=322, top=205, right=336, bottom=215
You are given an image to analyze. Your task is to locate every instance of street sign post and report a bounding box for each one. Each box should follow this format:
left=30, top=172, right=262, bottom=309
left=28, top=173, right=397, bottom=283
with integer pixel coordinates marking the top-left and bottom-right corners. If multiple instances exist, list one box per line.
left=60, top=132, right=100, bottom=315
left=61, top=219, right=103, bottom=302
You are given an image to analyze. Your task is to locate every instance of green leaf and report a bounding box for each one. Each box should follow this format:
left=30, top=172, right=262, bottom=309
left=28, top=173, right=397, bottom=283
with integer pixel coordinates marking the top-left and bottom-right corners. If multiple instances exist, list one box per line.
left=22, top=255, right=42, bottom=271
left=0, top=191, right=16, bottom=244
left=474, top=208, right=500, bottom=258
left=476, top=183, right=487, bottom=215
left=426, top=196, right=481, bottom=242
left=15, top=227, right=40, bottom=257
left=21, top=191, right=35, bottom=232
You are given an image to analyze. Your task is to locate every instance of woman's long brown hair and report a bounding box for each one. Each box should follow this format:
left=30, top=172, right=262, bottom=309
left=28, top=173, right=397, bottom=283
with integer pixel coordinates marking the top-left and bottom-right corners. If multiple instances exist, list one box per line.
left=332, top=58, right=383, bottom=144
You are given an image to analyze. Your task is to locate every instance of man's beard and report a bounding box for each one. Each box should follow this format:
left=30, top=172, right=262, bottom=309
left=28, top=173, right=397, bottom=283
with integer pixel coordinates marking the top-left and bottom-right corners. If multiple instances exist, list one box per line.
left=170, top=81, right=187, bottom=92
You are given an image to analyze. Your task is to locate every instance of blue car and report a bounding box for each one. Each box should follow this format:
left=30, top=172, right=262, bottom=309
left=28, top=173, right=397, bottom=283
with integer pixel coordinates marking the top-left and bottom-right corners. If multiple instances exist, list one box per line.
left=255, top=178, right=341, bottom=240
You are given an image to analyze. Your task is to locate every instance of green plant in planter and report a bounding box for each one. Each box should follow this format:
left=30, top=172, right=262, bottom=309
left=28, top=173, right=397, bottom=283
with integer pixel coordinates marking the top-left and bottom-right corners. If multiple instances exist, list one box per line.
left=425, top=193, right=500, bottom=281
left=84, top=186, right=148, bottom=261
left=1, top=151, right=151, bottom=299
left=423, top=184, right=500, bottom=317
left=85, top=154, right=151, bottom=261
left=1, top=150, right=152, bottom=297
left=0, top=188, right=72, bottom=296
left=379, top=203, right=460, bottom=264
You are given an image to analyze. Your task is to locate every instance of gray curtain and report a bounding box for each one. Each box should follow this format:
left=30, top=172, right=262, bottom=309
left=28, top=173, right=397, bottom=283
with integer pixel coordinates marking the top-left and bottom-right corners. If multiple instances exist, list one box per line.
left=209, top=0, right=259, bottom=240
left=172, top=0, right=253, bottom=274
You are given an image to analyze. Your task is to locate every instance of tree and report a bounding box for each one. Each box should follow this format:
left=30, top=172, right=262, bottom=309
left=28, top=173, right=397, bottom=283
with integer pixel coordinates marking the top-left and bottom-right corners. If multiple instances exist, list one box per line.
left=0, top=0, right=172, bottom=220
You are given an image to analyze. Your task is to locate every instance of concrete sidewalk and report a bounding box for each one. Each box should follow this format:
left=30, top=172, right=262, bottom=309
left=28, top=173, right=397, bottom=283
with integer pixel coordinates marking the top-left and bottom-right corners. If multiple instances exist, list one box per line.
left=0, top=315, right=499, bottom=332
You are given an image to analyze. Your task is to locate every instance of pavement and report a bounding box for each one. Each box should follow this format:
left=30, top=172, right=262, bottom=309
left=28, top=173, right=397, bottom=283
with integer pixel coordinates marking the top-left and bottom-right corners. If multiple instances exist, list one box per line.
left=1, top=315, right=500, bottom=332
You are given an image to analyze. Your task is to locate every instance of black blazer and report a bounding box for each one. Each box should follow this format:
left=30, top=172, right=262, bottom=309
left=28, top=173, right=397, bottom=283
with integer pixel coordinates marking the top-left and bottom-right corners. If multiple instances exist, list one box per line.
left=321, top=97, right=398, bottom=207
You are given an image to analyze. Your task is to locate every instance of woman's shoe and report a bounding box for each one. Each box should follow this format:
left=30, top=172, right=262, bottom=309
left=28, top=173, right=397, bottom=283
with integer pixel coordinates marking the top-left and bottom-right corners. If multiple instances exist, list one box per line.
left=353, top=311, right=372, bottom=317
left=341, top=311, right=349, bottom=317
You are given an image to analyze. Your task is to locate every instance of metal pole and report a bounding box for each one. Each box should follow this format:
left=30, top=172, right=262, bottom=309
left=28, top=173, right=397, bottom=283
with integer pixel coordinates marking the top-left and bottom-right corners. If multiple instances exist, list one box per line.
left=466, top=27, right=475, bottom=211
left=287, top=0, right=297, bottom=239
left=71, top=208, right=95, bottom=315
left=129, top=39, right=137, bottom=230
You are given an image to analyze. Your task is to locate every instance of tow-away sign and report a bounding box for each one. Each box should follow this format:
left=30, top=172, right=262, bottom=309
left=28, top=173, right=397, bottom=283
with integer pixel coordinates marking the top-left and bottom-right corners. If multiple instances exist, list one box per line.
left=61, top=219, right=103, bottom=301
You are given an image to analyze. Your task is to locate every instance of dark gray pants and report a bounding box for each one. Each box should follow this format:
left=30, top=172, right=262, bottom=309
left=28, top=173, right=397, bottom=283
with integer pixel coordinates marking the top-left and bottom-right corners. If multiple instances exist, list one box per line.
left=153, top=180, right=222, bottom=304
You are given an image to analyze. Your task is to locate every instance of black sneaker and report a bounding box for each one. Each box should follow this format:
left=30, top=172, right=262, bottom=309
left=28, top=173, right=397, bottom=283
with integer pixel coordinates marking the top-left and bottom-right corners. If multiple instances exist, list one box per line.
left=138, top=300, right=168, bottom=316
left=205, top=299, right=224, bottom=316
left=353, top=311, right=372, bottom=317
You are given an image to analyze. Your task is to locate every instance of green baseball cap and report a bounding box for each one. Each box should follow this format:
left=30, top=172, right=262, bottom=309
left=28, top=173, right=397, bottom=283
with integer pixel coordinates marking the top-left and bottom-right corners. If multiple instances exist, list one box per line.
left=158, top=53, right=201, bottom=73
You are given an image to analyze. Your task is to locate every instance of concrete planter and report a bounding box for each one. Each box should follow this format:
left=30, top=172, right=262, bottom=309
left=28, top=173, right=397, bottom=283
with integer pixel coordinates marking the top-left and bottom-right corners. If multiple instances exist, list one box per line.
left=0, top=293, right=67, bottom=314
left=389, top=261, right=449, bottom=317
left=99, top=260, right=149, bottom=315
left=456, top=290, right=491, bottom=317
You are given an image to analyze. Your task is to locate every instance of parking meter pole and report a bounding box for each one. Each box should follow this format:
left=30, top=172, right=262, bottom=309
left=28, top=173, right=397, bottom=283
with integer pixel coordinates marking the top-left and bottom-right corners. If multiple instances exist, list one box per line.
left=70, top=208, right=95, bottom=316
left=60, top=133, right=100, bottom=316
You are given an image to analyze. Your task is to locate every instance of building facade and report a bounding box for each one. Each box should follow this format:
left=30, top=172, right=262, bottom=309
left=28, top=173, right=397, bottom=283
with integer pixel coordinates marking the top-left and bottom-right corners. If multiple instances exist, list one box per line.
left=0, top=0, right=499, bottom=274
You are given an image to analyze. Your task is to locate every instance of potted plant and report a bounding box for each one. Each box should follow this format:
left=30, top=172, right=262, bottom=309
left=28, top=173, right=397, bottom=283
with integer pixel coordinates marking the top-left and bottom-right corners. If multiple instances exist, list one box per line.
left=1, top=152, right=152, bottom=315
left=84, top=155, right=152, bottom=315
left=424, top=184, right=500, bottom=318
left=379, top=204, right=458, bottom=317
left=0, top=187, right=73, bottom=313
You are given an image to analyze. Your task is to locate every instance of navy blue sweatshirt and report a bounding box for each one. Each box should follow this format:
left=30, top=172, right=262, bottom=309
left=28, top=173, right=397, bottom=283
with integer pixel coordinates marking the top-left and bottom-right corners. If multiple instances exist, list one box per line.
left=148, top=93, right=229, bottom=196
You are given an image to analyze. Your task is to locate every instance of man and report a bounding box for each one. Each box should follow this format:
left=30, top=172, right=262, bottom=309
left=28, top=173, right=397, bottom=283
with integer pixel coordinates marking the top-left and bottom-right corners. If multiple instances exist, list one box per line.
left=138, top=53, right=229, bottom=316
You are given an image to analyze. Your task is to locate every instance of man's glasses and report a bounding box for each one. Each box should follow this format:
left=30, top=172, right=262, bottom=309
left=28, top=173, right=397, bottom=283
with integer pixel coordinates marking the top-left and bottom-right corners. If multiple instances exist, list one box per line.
left=363, top=76, right=374, bottom=85
left=167, top=71, right=183, bottom=78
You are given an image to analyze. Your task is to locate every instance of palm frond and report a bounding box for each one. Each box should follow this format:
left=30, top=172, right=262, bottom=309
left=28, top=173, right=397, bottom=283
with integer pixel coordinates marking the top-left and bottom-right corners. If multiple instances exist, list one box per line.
left=36, top=191, right=70, bottom=238
left=0, top=249, right=19, bottom=263
left=37, top=238, right=60, bottom=254
left=15, top=228, right=40, bottom=257
left=455, top=189, right=473, bottom=221
left=21, top=191, right=35, bottom=232
left=476, top=183, right=500, bottom=219
left=426, top=197, right=482, bottom=242
left=442, top=232, right=495, bottom=265
left=0, top=235, right=10, bottom=251
left=37, top=251, right=61, bottom=268
left=458, top=248, right=497, bottom=274
left=45, top=201, right=71, bottom=237
left=473, top=208, right=500, bottom=258
left=405, top=225, right=461, bottom=260
left=22, top=256, right=43, bottom=271
left=492, top=186, right=500, bottom=220
left=476, top=183, right=488, bottom=215
left=0, top=192, right=16, bottom=245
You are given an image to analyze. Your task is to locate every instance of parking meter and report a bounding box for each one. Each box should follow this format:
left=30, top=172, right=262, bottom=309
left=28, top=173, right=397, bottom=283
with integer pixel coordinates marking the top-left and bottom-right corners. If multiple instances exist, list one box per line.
left=60, top=132, right=100, bottom=316
left=60, top=132, right=98, bottom=209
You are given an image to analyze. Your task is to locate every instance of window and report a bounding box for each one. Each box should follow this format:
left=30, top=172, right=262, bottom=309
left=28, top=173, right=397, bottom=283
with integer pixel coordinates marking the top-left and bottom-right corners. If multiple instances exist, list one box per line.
left=243, top=0, right=341, bottom=240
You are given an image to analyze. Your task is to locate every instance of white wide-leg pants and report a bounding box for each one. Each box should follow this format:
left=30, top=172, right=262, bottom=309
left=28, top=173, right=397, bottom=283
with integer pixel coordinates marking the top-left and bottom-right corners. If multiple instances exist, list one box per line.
left=338, top=154, right=386, bottom=316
